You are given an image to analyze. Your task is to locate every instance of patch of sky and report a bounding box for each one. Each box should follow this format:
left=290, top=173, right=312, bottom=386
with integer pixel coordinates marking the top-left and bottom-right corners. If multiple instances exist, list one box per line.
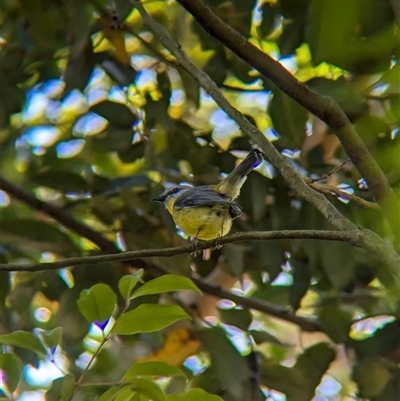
left=56, top=139, right=85, bottom=158
left=74, top=112, right=108, bottom=136
left=25, top=126, right=60, bottom=147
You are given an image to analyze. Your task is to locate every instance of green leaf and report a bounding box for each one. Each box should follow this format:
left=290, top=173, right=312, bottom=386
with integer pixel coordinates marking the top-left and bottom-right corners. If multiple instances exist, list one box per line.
left=123, top=361, right=187, bottom=380
left=30, top=169, right=88, bottom=193
left=0, top=331, right=47, bottom=355
left=112, top=304, right=190, bottom=335
left=114, top=387, right=136, bottom=401
left=45, top=374, right=75, bottom=401
left=125, top=378, right=166, bottom=401
left=269, top=88, right=308, bottom=147
left=130, top=275, right=200, bottom=300
left=77, top=284, right=117, bottom=323
left=118, top=270, right=144, bottom=300
left=91, top=100, right=137, bottom=128
left=39, top=327, right=63, bottom=351
left=0, top=353, right=21, bottom=393
left=167, top=388, right=223, bottom=401
left=219, top=307, right=253, bottom=331
left=353, top=359, right=391, bottom=398
left=98, top=385, right=129, bottom=401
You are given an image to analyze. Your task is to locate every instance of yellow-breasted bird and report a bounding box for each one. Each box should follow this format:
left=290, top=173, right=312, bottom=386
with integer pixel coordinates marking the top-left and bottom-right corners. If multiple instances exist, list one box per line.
left=152, top=149, right=263, bottom=242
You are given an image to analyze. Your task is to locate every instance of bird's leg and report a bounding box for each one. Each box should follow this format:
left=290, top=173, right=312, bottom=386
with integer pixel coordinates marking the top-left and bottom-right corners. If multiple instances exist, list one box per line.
left=190, top=228, right=201, bottom=257
left=211, top=222, right=223, bottom=251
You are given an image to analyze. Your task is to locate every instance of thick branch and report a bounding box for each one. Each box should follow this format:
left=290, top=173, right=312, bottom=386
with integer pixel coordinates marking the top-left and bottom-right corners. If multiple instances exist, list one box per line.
left=0, top=230, right=361, bottom=272
left=191, top=277, right=321, bottom=332
left=175, top=0, right=399, bottom=216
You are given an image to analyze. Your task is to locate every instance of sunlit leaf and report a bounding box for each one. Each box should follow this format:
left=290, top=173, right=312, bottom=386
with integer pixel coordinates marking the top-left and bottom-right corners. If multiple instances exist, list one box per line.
left=118, top=270, right=144, bottom=300
left=130, top=275, right=200, bottom=300
left=112, top=304, right=190, bottom=335
left=124, top=361, right=186, bottom=380
left=77, top=284, right=117, bottom=323
left=124, top=377, right=166, bottom=401
left=167, top=388, right=223, bottom=401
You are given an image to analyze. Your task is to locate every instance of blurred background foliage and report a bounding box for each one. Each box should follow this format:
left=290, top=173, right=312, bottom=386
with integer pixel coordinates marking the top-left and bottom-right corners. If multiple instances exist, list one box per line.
left=0, top=0, right=399, bottom=400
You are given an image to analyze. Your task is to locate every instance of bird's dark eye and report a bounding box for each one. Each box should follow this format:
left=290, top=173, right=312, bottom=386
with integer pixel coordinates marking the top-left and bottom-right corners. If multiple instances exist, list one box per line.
left=171, top=188, right=180, bottom=194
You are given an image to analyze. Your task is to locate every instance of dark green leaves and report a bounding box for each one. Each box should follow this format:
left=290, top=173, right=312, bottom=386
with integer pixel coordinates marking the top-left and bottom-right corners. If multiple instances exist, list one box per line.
left=90, top=101, right=137, bottom=128
left=30, top=168, right=88, bottom=193
left=269, top=89, right=308, bottom=147
left=0, top=219, right=78, bottom=256
left=113, top=304, right=190, bottom=335
left=77, top=284, right=117, bottom=323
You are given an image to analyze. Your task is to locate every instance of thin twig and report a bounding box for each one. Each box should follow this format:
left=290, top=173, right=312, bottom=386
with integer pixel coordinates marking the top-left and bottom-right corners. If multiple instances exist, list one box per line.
left=0, top=230, right=362, bottom=272
left=310, top=159, right=351, bottom=183
left=75, top=332, right=111, bottom=388
left=308, top=182, right=380, bottom=211
left=190, top=277, right=321, bottom=332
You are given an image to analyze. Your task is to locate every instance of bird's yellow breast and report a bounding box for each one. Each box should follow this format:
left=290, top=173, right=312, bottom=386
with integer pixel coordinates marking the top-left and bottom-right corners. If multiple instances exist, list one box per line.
left=172, top=204, right=232, bottom=241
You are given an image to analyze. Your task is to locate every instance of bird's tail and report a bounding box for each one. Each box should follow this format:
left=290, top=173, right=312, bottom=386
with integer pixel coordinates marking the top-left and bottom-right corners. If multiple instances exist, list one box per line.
left=215, top=149, right=263, bottom=200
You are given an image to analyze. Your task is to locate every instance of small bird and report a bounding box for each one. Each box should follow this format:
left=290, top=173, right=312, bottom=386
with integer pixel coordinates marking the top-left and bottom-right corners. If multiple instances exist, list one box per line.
left=152, top=149, right=263, bottom=243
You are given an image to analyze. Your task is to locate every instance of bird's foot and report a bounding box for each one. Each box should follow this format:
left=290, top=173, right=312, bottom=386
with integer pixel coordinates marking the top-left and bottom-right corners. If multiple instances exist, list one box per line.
left=190, top=237, right=200, bottom=257
left=210, top=236, right=222, bottom=251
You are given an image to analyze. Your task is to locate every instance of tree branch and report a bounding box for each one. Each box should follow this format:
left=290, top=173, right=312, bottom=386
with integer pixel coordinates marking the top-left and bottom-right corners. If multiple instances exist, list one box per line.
left=0, top=176, right=364, bottom=330
left=174, top=0, right=399, bottom=219
left=190, top=277, right=321, bottom=332
left=0, top=230, right=361, bottom=272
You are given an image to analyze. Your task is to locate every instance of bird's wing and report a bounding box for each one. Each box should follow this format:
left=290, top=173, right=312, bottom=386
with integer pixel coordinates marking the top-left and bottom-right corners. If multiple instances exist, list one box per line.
left=174, top=187, right=242, bottom=209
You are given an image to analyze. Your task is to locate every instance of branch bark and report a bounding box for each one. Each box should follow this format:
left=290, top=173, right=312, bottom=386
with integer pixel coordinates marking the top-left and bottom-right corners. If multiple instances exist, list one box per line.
left=174, top=0, right=399, bottom=217
left=0, top=230, right=362, bottom=272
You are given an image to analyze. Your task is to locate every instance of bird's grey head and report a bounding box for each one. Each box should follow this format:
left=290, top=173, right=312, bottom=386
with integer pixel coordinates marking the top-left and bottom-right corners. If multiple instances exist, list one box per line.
left=152, top=185, right=190, bottom=205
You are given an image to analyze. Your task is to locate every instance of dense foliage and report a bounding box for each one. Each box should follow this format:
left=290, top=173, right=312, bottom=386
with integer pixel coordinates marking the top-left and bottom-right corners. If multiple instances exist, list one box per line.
left=0, top=0, right=399, bottom=400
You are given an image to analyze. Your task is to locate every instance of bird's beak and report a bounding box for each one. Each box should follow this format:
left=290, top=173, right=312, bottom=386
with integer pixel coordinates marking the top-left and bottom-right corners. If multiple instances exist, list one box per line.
left=152, top=196, right=166, bottom=202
